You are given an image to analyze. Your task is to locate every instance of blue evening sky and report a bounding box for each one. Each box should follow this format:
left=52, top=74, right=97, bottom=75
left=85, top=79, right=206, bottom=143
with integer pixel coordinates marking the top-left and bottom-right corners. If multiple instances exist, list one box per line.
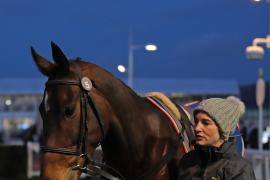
left=0, top=0, right=269, bottom=85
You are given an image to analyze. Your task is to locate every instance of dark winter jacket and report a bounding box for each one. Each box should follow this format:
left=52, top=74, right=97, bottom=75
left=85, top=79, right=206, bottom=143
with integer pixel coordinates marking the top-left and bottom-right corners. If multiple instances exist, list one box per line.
left=178, top=139, right=256, bottom=180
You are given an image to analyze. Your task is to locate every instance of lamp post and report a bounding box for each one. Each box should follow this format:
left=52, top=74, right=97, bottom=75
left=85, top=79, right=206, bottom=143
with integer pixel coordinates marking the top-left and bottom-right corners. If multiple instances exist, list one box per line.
left=246, top=0, right=270, bottom=145
left=256, top=68, right=265, bottom=150
left=247, top=1, right=270, bottom=179
left=127, top=27, right=158, bottom=88
left=246, top=37, right=270, bottom=151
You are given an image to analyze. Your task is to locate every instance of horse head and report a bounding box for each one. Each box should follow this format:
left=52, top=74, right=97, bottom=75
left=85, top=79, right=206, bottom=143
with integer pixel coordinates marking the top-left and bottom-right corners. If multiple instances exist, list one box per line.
left=31, top=42, right=112, bottom=180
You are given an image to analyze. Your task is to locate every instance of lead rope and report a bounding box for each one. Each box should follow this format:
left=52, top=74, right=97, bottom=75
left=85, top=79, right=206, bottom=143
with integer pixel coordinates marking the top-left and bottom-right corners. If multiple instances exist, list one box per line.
left=79, top=91, right=86, bottom=154
left=86, top=93, right=105, bottom=140
left=82, top=91, right=90, bottom=164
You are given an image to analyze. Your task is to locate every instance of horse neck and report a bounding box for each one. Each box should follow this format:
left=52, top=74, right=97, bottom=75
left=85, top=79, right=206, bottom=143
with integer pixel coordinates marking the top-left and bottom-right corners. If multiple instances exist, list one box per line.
left=98, top=80, right=152, bottom=174
left=93, top=70, right=143, bottom=119
left=85, top=63, right=153, bottom=157
left=106, top=87, right=144, bottom=125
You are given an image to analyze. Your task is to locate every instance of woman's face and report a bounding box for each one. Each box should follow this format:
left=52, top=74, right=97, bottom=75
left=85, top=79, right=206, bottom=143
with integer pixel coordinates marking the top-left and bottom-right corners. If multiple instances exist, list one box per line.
left=194, top=112, right=224, bottom=147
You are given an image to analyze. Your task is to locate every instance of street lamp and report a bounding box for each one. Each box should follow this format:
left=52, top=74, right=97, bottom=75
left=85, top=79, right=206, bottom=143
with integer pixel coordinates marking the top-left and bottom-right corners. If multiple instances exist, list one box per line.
left=253, top=0, right=270, bottom=2
left=118, top=44, right=158, bottom=87
left=145, top=44, right=158, bottom=51
left=127, top=28, right=158, bottom=88
left=246, top=35, right=270, bottom=60
left=117, top=64, right=126, bottom=73
left=247, top=0, right=270, bottom=59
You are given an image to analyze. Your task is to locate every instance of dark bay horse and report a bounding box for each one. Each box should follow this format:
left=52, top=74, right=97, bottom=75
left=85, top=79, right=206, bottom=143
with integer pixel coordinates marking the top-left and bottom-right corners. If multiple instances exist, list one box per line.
left=31, top=42, right=195, bottom=180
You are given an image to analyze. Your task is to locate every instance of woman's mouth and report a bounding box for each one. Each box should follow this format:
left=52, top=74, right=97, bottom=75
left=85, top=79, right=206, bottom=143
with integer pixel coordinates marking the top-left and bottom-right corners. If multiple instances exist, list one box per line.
left=196, top=135, right=204, bottom=140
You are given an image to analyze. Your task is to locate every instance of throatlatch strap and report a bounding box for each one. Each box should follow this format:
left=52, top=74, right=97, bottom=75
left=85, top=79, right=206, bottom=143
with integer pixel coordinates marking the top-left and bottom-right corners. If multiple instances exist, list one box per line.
left=41, top=146, right=80, bottom=156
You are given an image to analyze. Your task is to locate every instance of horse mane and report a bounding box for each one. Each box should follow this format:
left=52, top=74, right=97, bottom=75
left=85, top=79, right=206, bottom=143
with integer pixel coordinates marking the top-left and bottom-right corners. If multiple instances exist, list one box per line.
left=73, top=59, right=138, bottom=97
left=52, top=59, right=182, bottom=121
left=145, top=92, right=181, bottom=120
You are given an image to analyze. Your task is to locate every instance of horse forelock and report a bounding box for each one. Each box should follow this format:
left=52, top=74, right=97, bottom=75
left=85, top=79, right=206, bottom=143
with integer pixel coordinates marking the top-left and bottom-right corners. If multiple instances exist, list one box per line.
left=46, top=60, right=79, bottom=79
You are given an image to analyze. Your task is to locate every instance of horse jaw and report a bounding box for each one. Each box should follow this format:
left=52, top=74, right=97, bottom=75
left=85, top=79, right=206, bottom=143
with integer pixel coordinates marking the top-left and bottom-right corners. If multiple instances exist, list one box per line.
left=41, top=154, right=81, bottom=180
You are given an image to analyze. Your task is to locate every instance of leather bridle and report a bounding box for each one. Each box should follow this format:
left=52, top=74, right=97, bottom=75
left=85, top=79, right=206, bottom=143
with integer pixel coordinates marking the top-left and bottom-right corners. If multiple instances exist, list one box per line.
left=40, top=77, right=124, bottom=180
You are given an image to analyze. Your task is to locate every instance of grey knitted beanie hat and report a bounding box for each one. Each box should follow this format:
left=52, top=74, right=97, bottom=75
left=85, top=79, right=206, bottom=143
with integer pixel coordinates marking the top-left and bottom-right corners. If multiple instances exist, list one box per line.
left=194, top=96, right=245, bottom=139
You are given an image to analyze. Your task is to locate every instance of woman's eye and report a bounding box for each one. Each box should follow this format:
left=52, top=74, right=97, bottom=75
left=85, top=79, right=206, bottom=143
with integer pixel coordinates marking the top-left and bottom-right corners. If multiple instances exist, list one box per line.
left=201, top=120, right=211, bottom=126
left=64, top=106, right=74, bottom=117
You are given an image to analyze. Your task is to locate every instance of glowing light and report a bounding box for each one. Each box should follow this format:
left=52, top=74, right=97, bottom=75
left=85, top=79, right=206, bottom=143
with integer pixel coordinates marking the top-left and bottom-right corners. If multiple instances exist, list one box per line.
left=145, top=44, right=158, bottom=51
left=117, top=65, right=126, bottom=73
left=5, top=99, right=12, bottom=106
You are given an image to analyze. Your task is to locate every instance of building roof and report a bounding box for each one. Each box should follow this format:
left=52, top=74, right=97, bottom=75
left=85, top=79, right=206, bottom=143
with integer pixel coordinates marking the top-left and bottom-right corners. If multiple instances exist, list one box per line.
left=0, top=78, right=239, bottom=96
left=0, top=78, right=46, bottom=95
left=130, top=78, right=239, bottom=95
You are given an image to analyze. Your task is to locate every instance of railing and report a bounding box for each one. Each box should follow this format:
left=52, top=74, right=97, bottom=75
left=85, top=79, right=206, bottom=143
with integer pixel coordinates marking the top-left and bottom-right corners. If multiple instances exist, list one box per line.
left=26, top=144, right=270, bottom=180
left=245, top=149, right=270, bottom=180
left=27, top=142, right=40, bottom=178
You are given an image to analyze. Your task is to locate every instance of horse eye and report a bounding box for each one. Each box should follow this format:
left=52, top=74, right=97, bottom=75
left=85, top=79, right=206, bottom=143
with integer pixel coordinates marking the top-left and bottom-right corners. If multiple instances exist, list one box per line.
left=64, top=106, right=74, bottom=117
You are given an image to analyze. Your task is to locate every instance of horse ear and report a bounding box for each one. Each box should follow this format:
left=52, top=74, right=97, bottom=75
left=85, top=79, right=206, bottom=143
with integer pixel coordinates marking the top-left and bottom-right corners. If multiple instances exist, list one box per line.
left=31, top=47, right=55, bottom=77
left=51, top=41, right=69, bottom=73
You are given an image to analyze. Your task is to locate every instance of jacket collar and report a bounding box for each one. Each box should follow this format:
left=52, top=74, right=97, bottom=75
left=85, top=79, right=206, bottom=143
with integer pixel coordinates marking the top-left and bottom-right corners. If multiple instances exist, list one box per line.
left=196, top=139, right=238, bottom=166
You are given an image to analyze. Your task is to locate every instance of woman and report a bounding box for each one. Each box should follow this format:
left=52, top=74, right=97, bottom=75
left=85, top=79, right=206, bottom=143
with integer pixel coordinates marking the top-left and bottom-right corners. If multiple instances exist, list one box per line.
left=178, top=97, right=256, bottom=180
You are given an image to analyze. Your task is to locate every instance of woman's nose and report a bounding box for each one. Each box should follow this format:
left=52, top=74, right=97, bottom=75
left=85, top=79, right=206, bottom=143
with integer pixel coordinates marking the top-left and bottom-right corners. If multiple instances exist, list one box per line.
left=195, top=122, right=202, bottom=132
